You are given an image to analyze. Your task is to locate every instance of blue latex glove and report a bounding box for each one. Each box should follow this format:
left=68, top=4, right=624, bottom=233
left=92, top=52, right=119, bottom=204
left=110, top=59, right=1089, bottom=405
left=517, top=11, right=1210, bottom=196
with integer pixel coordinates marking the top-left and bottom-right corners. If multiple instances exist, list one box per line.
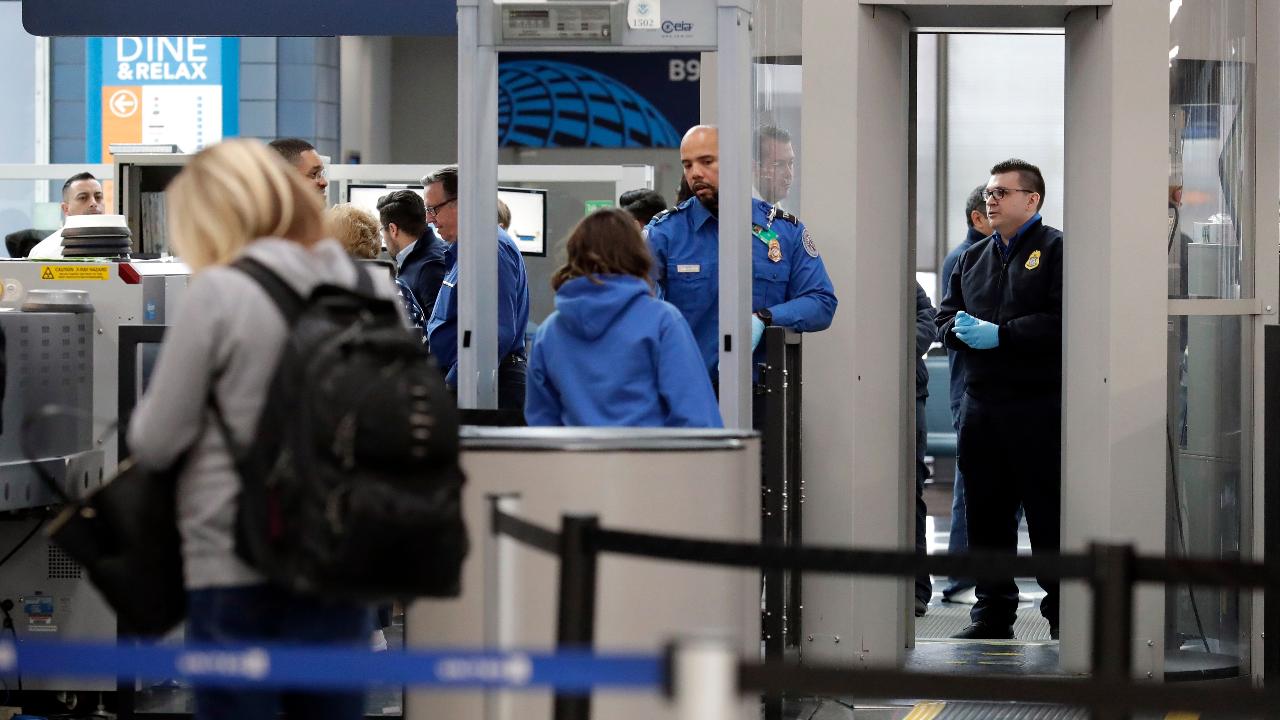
left=751, top=314, right=766, bottom=350
left=954, top=316, right=1000, bottom=349
left=954, top=310, right=978, bottom=328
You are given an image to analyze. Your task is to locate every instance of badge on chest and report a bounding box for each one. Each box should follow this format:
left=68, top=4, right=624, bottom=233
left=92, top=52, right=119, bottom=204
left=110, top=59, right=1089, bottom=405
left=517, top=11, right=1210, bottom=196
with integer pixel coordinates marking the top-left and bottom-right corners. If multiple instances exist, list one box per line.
left=753, top=224, right=783, bottom=263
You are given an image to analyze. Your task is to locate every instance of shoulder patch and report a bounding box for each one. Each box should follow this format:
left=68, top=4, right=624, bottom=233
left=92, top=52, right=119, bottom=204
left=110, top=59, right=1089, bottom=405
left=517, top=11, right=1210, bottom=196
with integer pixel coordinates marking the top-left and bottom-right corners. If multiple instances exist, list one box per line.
left=648, top=204, right=683, bottom=227
left=802, top=229, right=819, bottom=258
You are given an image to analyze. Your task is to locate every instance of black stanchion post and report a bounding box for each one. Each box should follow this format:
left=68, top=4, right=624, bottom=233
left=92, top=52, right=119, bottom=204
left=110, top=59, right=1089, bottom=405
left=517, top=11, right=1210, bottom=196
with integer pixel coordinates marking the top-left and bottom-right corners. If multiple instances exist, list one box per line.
left=1089, top=543, right=1135, bottom=720
left=553, top=515, right=600, bottom=720
left=761, top=326, right=786, bottom=720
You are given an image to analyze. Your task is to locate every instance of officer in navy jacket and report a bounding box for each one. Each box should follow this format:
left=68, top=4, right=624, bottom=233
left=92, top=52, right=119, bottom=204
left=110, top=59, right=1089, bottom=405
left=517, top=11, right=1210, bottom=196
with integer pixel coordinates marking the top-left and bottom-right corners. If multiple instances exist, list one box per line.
left=936, top=159, right=1063, bottom=641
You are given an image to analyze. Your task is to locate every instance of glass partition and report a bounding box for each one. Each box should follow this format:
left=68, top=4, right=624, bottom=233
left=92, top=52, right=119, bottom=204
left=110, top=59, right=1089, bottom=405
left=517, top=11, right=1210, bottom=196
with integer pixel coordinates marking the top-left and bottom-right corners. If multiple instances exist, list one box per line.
left=1168, top=0, right=1256, bottom=300
left=1166, top=0, right=1258, bottom=679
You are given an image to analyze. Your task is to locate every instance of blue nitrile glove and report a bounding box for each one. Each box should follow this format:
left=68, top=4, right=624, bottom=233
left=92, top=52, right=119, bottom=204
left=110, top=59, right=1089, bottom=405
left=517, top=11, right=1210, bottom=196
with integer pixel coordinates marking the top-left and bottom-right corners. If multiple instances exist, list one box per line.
left=751, top=314, right=766, bottom=350
left=955, top=310, right=978, bottom=328
left=954, top=316, right=1000, bottom=349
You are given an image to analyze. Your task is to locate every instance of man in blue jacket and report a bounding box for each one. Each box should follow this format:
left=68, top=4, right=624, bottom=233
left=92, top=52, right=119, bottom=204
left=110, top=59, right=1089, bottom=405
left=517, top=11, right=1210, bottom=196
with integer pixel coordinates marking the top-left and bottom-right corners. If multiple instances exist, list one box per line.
left=645, top=125, right=837, bottom=385
left=937, top=159, right=1063, bottom=641
left=937, top=184, right=992, bottom=603
left=423, top=166, right=531, bottom=410
left=376, top=189, right=450, bottom=318
left=913, top=282, right=937, bottom=617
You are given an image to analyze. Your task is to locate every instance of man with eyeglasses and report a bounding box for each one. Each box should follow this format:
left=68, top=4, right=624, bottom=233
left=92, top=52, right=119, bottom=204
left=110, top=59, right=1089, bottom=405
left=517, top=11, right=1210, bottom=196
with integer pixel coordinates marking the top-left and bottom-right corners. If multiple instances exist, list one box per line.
left=376, top=189, right=449, bottom=320
left=753, top=125, right=795, bottom=207
left=936, top=158, right=1063, bottom=642
left=422, top=166, right=531, bottom=411
left=268, top=138, right=328, bottom=196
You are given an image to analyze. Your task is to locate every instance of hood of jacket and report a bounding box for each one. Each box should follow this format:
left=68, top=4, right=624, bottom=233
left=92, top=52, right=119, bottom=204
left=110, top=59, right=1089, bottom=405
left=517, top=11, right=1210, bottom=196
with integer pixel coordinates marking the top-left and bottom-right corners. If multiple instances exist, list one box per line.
left=554, top=274, right=650, bottom=341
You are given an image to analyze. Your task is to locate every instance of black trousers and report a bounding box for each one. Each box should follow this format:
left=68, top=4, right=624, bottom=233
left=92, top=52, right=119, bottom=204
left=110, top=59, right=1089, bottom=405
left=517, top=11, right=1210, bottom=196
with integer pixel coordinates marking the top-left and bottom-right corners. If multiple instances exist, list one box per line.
left=957, top=392, right=1061, bottom=629
left=497, top=352, right=527, bottom=412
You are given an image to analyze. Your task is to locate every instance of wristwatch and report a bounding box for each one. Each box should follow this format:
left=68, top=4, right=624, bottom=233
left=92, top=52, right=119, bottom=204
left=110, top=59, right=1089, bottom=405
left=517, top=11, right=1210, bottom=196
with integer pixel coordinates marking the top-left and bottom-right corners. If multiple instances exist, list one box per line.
left=756, top=308, right=773, bottom=326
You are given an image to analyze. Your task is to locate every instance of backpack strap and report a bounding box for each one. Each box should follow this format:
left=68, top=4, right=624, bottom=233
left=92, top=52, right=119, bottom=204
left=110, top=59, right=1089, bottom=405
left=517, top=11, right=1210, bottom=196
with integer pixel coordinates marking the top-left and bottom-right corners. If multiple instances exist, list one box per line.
left=232, top=257, right=306, bottom=325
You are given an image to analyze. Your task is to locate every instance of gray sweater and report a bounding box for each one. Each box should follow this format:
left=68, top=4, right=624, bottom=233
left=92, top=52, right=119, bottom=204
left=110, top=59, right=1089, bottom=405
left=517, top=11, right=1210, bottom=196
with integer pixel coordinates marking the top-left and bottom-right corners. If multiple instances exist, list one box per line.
left=127, top=238, right=401, bottom=589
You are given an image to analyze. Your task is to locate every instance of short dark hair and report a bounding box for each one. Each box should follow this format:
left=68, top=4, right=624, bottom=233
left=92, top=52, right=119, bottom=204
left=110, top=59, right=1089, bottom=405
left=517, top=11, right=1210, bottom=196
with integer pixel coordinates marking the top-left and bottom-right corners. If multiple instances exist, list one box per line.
left=619, top=189, right=668, bottom=226
left=989, top=158, right=1045, bottom=210
left=268, top=138, right=316, bottom=165
left=757, top=125, right=791, bottom=158
left=422, top=166, right=458, bottom=198
left=376, top=189, right=427, bottom=238
left=62, top=172, right=99, bottom=200
left=552, top=208, right=653, bottom=291
left=964, top=184, right=987, bottom=228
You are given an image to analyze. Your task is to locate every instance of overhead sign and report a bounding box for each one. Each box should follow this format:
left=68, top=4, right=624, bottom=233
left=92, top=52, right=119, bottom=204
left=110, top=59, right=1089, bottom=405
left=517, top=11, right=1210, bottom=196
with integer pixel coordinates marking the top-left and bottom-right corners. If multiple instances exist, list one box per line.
left=22, top=0, right=457, bottom=37
left=86, top=37, right=239, bottom=163
left=498, top=52, right=698, bottom=148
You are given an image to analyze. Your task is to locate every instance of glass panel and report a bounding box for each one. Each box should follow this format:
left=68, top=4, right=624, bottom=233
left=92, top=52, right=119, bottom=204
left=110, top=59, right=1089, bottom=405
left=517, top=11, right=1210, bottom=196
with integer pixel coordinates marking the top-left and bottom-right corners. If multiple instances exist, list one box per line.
left=0, top=180, right=64, bottom=259
left=752, top=0, right=802, bottom=215
left=945, top=34, right=1064, bottom=258
left=915, top=34, right=939, bottom=278
left=1168, top=0, right=1256, bottom=299
left=1166, top=314, right=1251, bottom=678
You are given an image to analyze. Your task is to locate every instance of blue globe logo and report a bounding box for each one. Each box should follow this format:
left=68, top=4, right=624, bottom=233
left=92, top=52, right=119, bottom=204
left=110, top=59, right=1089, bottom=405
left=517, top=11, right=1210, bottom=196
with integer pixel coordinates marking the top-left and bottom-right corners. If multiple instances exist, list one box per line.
left=498, top=60, right=681, bottom=148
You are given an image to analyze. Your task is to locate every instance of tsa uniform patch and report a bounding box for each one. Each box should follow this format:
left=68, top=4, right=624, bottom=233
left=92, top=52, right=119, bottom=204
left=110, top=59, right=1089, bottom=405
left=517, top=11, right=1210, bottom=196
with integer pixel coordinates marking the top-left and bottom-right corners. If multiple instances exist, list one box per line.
left=802, top=230, right=819, bottom=258
left=1024, top=249, right=1041, bottom=270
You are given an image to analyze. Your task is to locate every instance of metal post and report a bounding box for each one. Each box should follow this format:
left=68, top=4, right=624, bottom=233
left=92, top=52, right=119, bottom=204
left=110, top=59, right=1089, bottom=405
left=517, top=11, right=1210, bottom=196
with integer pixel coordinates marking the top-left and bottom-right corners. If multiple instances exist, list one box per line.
left=456, top=0, right=500, bottom=408
left=671, top=638, right=737, bottom=720
left=1265, top=326, right=1279, bottom=683
left=1089, top=543, right=1135, bottom=720
left=484, top=494, right=520, bottom=720
left=784, top=331, right=804, bottom=651
left=715, top=0, right=754, bottom=429
left=553, top=515, right=600, bottom=720
left=761, top=326, right=786, bottom=720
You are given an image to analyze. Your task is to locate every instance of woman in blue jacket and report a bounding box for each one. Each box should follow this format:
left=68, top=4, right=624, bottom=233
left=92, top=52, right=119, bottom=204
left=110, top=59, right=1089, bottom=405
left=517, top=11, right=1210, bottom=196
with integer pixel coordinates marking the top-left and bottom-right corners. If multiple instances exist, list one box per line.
left=526, top=208, right=722, bottom=428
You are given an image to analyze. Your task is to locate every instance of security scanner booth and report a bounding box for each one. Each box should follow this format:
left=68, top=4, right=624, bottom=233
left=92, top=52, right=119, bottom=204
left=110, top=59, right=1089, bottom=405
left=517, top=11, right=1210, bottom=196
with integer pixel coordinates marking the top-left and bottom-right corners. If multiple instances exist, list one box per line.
left=404, top=2, right=763, bottom=719
left=798, top=0, right=1278, bottom=690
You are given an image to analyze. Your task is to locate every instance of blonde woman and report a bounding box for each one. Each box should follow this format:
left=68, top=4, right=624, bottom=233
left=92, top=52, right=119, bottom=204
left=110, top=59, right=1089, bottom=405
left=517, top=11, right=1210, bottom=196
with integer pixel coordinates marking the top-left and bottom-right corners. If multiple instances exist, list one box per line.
left=326, top=202, right=427, bottom=338
left=126, top=139, right=398, bottom=720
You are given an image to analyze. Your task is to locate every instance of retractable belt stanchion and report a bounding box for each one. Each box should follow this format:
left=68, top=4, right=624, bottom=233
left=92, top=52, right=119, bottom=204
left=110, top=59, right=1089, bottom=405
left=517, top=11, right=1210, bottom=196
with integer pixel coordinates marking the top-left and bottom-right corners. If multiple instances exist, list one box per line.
left=553, top=515, right=601, bottom=720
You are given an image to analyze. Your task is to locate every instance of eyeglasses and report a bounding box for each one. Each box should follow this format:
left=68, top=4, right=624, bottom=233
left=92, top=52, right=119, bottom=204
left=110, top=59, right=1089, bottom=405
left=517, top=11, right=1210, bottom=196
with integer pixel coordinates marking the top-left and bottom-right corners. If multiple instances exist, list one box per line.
left=306, top=167, right=327, bottom=181
left=425, top=197, right=456, bottom=217
left=982, top=187, right=1036, bottom=202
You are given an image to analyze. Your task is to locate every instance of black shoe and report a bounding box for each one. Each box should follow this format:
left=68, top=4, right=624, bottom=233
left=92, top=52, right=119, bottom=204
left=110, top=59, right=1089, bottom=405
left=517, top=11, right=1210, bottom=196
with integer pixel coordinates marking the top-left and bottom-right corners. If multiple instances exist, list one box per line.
left=952, top=622, right=1014, bottom=640
left=914, top=598, right=928, bottom=617
left=1049, top=625, right=1059, bottom=640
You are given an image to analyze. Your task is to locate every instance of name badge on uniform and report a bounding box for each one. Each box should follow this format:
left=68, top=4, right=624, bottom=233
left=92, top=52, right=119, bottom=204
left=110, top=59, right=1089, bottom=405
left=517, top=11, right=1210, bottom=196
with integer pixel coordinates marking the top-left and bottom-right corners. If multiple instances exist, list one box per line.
left=1024, top=249, right=1041, bottom=270
left=676, top=264, right=701, bottom=273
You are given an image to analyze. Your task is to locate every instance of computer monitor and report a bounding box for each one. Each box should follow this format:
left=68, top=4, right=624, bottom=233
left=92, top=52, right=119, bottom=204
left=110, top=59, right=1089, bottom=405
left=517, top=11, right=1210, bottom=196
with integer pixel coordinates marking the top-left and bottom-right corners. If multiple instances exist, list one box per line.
left=346, top=183, right=548, bottom=257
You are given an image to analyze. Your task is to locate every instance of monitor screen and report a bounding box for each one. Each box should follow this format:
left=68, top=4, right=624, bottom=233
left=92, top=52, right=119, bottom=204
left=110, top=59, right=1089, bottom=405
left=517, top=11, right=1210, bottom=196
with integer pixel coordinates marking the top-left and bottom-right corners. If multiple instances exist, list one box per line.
left=346, top=183, right=548, bottom=257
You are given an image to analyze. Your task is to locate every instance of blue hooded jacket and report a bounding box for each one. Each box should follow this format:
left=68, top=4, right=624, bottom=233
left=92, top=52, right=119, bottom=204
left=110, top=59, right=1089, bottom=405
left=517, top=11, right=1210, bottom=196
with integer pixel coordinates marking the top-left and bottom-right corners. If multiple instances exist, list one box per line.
left=525, top=275, right=723, bottom=428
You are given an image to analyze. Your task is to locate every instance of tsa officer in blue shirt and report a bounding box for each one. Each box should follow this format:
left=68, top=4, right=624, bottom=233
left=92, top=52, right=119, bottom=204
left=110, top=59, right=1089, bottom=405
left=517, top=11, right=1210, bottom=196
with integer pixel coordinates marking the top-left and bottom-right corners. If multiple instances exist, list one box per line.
left=645, top=125, right=837, bottom=382
left=936, top=159, right=1063, bottom=642
left=423, top=166, right=531, bottom=411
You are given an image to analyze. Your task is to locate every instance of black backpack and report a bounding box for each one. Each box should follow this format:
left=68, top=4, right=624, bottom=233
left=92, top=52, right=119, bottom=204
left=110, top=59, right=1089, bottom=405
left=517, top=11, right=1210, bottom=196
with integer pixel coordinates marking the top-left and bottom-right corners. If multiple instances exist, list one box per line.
left=224, top=256, right=468, bottom=599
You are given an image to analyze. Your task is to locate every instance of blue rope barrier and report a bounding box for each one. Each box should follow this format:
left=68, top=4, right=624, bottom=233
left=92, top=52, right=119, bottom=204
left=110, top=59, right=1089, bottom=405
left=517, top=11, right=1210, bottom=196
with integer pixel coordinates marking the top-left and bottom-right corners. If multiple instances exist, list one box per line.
left=0, top=640, right=664, bottom=692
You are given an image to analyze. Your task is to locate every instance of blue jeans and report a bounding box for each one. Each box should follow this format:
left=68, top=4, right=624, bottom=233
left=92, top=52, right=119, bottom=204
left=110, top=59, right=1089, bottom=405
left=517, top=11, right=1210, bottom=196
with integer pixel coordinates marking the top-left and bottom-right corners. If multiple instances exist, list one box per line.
left=186, top=585, right=371, bottom=720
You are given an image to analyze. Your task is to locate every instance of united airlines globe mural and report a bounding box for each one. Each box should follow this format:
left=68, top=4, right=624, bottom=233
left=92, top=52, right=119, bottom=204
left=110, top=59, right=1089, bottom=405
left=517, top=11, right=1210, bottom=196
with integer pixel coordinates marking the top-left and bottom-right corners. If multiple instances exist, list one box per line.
left=498, top=59, right=686, bottom=148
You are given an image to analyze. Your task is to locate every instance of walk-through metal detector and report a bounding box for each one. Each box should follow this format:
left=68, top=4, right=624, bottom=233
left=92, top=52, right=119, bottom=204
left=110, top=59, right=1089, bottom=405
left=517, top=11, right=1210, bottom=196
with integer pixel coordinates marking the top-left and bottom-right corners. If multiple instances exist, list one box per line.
left=456, top=0, right=756, bottom=428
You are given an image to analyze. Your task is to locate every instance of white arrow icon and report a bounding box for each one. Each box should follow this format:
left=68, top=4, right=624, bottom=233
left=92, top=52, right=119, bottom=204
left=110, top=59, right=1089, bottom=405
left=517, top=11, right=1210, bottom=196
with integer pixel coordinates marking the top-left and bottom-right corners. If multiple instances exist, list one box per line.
left=109, top=89, right=139, bottom=118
